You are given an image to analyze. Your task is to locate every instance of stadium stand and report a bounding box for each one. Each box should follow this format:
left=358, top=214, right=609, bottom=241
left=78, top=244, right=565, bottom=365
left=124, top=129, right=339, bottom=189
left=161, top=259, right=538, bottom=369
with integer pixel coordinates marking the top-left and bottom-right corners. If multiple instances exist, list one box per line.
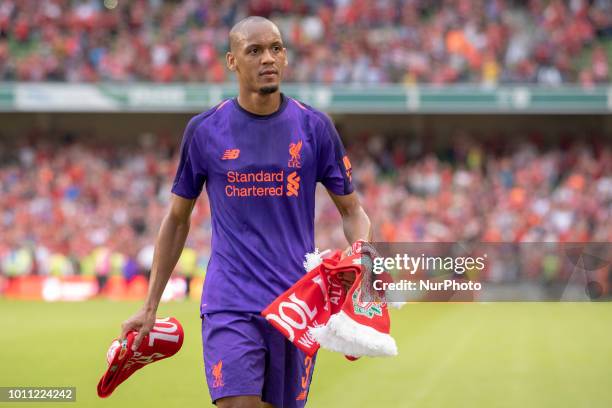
left=0, top=0, right=610, bottom=84
left=1, top=131, right=610, bottom=281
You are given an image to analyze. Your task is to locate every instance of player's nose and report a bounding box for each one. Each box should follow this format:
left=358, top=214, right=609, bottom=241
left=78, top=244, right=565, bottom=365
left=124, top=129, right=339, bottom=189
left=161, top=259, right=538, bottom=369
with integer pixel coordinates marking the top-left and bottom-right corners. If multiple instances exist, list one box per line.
left=260, top=48, right=275, bottom=64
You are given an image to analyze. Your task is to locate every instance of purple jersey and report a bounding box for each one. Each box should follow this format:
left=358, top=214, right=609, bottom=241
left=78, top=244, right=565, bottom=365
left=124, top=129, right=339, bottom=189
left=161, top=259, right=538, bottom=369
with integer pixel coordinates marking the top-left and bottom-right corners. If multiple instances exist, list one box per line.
left=172, top=94, right=354, bottom=314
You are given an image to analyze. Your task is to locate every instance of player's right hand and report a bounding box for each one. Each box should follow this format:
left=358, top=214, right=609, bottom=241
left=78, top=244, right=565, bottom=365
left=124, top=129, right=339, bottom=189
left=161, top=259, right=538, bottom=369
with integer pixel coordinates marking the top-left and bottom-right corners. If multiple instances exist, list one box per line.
left=120, top=308, right=157, bottom=351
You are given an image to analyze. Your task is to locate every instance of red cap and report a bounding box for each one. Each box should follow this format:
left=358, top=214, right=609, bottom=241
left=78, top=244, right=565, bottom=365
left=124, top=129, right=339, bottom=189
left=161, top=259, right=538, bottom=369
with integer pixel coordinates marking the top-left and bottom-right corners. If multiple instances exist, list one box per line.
left=97, top=317, right=184, bottom=398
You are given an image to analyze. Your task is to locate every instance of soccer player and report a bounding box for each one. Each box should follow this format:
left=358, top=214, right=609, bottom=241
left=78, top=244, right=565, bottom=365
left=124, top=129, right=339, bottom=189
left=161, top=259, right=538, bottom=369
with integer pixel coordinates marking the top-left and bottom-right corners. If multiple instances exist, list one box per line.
left=120, top=16, right=372, bottom=408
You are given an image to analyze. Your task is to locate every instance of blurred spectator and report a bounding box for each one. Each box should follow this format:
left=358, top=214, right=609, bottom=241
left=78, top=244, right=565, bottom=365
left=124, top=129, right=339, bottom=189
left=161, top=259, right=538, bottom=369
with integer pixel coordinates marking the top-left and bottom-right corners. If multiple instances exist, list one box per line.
left=0, top=0, right=610, bottom=85
left=1, top=128, right=610, bottom=280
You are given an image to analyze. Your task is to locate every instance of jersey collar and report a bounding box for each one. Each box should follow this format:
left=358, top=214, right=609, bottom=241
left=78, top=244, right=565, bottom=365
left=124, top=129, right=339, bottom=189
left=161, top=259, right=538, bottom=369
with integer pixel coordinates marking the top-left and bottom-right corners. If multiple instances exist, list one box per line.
left=232, top=93, right=289, bottom=120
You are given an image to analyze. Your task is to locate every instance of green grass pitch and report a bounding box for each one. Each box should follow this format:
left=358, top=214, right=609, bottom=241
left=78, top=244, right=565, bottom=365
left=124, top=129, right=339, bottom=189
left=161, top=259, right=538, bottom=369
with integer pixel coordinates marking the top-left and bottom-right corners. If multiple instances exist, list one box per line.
left=1, top=300, right=611, bottom=407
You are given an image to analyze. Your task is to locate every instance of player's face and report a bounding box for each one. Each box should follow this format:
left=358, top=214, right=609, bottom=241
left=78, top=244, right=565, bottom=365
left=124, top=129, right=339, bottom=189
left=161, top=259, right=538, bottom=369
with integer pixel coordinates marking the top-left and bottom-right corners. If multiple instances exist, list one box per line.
left=228, top=25, right=287, bottom=95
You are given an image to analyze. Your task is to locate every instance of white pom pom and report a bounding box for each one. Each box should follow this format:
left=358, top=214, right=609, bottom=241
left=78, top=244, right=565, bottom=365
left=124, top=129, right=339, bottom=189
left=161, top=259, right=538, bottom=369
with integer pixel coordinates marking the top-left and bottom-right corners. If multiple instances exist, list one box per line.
left=303, top=249, right=324, bottom=272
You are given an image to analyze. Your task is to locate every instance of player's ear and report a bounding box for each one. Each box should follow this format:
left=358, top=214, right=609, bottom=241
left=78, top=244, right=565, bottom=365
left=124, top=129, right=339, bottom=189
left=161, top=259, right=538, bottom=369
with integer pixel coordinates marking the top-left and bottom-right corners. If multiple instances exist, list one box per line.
left=226, top=52, right=236, bottom=72
left=283, top=49, right=288, bottom=67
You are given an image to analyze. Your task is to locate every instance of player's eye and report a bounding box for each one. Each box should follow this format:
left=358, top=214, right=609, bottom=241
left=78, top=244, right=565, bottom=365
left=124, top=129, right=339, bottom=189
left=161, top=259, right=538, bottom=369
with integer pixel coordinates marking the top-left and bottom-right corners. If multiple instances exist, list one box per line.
left=272, top=45, right=281, bottom=52
left=249, top=48, right=259, bottom=55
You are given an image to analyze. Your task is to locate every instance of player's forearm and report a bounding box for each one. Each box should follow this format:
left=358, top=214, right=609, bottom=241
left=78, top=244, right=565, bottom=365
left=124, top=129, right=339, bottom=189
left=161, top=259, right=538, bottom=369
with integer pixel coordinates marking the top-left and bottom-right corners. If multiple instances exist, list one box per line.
left=143, top=212, right=191, bottom=312
left=341, top=205, right=372, bottom=244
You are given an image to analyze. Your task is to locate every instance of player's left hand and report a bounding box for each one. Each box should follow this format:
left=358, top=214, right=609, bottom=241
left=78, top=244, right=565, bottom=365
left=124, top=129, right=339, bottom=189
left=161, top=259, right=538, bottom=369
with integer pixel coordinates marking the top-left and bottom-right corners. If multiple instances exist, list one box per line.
left=337, top=271, right=356, bottom=289
left=339, top=239, right=381, bottom=290
left=338, top=245, right=357, bottom=289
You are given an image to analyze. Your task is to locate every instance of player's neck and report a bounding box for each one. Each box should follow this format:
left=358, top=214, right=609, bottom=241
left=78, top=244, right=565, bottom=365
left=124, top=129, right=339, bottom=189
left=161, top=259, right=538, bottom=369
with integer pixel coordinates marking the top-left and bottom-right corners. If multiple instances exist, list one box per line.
left=237, top=91, right=282, bottom=116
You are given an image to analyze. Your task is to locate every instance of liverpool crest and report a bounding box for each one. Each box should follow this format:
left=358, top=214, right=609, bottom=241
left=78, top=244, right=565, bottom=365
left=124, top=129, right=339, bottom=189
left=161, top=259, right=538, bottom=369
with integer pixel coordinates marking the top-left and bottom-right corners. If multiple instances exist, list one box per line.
left=352, top=287, right=383, bottom=318
left=288, top=140, right=302, bottom=168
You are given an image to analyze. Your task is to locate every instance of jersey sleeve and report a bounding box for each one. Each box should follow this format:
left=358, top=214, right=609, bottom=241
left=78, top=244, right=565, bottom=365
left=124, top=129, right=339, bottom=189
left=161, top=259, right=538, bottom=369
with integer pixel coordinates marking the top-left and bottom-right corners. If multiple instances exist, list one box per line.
left=315, top=113, right=355, bottom=195
left=171, top=116, right=207, bottom=199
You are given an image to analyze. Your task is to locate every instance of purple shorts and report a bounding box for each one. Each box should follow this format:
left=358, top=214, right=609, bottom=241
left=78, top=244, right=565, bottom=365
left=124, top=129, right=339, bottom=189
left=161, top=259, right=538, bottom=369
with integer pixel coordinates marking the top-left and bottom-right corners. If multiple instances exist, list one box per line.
left=202, top=312, right=316, bottom=407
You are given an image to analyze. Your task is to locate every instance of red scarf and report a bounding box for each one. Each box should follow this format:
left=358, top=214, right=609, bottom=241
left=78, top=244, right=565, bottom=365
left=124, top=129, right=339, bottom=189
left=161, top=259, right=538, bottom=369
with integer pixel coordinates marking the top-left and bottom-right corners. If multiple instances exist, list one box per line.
left=263, top=244, right=397, bottom=358
left=262, top=250, right=348, bottom=355
left=97, top=317, right=184, bottom=398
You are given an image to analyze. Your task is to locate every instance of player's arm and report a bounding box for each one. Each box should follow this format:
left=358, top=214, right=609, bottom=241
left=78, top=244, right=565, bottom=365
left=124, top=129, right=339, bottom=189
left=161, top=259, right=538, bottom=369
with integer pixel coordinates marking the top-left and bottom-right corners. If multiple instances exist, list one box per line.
left=316, top=111, right=370, bottom=273
left=328, top=190, right=372, bottom=244
left=120, top=193, right=195, bottom=350
left=328, top=190, right=372, bottom=288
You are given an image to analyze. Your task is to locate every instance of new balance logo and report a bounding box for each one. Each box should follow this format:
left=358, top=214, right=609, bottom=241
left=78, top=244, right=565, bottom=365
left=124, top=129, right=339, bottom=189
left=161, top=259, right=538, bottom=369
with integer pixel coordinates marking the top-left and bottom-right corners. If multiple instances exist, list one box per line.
left=221, top=149, right=240, bottom=160
left=287, top=171, right=300, bottom=197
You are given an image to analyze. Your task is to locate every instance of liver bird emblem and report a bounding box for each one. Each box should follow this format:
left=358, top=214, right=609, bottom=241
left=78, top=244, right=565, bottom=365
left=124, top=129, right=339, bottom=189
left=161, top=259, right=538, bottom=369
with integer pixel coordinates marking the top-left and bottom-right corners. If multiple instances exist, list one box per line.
left=288, top=140, right=302, bottom=168
left=212, top=360, right=224, bottom=388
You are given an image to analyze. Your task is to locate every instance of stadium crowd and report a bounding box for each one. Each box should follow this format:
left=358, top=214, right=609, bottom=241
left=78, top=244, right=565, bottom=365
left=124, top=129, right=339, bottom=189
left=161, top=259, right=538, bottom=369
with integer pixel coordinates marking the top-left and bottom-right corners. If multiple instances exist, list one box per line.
left=1, top=129, right=610, bottom=280
left=0, top=0, right=611, bottom=85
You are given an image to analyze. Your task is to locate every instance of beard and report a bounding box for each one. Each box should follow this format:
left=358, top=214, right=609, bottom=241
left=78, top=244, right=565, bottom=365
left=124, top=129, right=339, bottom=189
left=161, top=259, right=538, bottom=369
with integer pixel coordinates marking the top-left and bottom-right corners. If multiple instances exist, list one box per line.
left=258, top=85, right=278, bottom=95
